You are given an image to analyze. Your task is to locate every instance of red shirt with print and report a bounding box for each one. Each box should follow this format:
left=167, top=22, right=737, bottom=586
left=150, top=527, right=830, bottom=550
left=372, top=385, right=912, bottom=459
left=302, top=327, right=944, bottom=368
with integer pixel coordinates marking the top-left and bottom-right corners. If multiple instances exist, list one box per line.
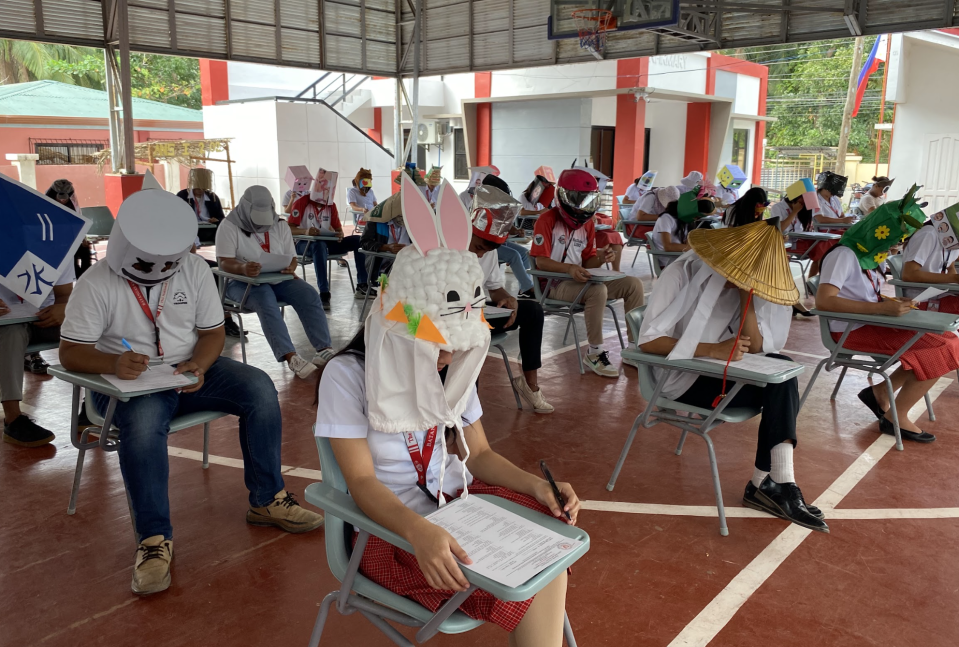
left=529, top=208, right=597, bottom=266
left=289, top=195, right=341, bottom=231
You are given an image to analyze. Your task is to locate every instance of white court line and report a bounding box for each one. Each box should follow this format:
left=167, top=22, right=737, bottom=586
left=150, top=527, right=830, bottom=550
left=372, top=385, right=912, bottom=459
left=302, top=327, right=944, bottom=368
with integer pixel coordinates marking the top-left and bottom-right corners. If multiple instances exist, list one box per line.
left=167, top=446, right=322, bottom=480
left=581, top=499, right=959, bottom=520
left=666, top=376, right=952, bottom=647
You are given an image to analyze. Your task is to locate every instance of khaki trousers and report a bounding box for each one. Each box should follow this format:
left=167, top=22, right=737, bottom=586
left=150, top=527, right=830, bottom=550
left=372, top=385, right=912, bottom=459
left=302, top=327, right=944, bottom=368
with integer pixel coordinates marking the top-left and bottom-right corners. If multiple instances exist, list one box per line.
left=548, top=276, right=645, bottom=345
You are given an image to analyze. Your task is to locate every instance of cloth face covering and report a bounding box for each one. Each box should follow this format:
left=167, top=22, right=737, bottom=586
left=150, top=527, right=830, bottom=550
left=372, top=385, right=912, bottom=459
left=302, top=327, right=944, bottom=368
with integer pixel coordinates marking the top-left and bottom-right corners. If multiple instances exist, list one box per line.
left=225, top=185, right=279, bottom=234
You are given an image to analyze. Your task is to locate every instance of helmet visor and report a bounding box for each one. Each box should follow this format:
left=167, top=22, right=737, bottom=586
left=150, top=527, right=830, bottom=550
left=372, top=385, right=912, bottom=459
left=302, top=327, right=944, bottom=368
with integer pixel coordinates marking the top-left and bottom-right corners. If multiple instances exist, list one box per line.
left=557, top=186, right=600, bottom=213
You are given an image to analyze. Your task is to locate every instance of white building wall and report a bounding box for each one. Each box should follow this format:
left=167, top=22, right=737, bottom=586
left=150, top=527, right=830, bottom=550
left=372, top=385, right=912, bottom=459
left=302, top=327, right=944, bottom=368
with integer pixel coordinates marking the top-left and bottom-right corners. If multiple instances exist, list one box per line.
left=888, top=34, right=959, bottom=210
left=202, top=101, right=281, bottom=206
left=644, top=101, right=687, bottom=183
left=490, top=98, right=592, bottom=193
left=491, top=61, right=617, bottom=96
left=647, top=53, right=708, bottom=95
left=591, top=96, right=616, bottom=126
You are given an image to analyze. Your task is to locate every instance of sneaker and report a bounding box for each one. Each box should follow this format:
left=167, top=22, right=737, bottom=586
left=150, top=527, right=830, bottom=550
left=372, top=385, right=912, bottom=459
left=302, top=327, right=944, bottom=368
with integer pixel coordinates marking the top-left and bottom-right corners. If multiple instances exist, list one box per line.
left=755, top=477, right=829, bottom=533
left=223, top=317, right=247, bottom=337
left=247, top=490, right=325, bottom=534
left=131, top=535, right=173, bottom=595
left=337, top=259, right=349, bottom=268
left=312, top=348, right=336, bottom=367
left=583, top=350, right=618, bottom=378
left=2, top=415, right=55, bottom=447
left=288, top=354, right=318, bottom=379
left=512, top=377, right=554, bottom=413
left=24, top=353, right=48, bottom=375
left=743, top=481, right=823, bottom=520
left=354, top=283, right=378, bottom=300
left=320, top=291, right=332, bottom=310
left=518, top=288, right=536, bottom=300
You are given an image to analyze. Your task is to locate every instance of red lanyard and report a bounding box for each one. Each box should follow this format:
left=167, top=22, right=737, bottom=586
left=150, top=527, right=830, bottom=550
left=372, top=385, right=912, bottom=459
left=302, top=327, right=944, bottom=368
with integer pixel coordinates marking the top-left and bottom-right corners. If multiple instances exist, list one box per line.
left=194, top=198, right=201, bottom=220
left=255, top=232, right=270, bottom=252
left=866, top=269, right=882, bottom=302
left=127, top=280, right=169, bottom=358
left=389, top=223, right=402, bottom=244
left=822, top=198, right=841, bottom=219
left=405, top=426, right=440, bottom=504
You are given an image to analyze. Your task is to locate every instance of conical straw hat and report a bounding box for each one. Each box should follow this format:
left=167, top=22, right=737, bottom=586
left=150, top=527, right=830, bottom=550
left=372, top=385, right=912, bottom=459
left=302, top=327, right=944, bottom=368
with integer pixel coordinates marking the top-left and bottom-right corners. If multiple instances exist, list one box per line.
left=688, top=218, right=800, bottom=306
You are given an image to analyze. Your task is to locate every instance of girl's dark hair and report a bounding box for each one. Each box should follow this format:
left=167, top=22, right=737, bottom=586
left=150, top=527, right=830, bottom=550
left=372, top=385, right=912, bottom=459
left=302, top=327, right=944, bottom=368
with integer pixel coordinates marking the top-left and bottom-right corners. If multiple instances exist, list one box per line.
left=313, top=326, right=366, bottom=405
left=784, top=195, right=813, bottom=230
left=663, top=201, right=692, bottom=243
left=723, top=187, right=768, bottom=228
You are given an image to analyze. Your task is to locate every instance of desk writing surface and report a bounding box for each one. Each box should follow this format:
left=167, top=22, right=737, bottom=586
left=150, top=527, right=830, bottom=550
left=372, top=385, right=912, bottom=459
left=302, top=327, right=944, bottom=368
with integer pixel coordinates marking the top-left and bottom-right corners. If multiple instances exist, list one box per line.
left=787, top=232, right=841, bottom=241
left=48, top=365, right=194, bottom=402
left=621, top=349, right=805, bottom=384
left=810, top=308, right=959, bottom=333
left=210, top=269, right=295, bottom=285
left=889, top=279, right=959, bottom=293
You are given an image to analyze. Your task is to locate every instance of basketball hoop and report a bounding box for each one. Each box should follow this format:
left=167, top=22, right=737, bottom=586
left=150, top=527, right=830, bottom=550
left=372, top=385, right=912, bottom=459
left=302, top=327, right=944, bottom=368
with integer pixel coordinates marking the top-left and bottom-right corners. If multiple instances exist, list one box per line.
left=571, top=8, right=614, bottom=56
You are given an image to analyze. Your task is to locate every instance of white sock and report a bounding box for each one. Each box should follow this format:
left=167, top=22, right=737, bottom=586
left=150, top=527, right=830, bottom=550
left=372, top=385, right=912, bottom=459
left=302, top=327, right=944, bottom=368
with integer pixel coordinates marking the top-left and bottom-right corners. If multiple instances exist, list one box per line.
left=751, top=467, right=769, bottom=488
left=588, top=345, right=603, bottom=355
left=769, top=442, right=795, bottom=484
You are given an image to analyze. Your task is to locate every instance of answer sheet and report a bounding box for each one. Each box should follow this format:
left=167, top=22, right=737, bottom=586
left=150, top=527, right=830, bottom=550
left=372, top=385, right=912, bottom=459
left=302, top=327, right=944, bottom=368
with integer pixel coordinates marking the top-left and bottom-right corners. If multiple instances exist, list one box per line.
left=912, top=287, right=948, bottom=304
left=483, top=306, right=514, bottom=318
left=583, top=268, right=625, bottom=278
left=699, top=353, right=803, bottom=377
left=0, top=301, right=40, bottom=321
left=101, top=363, right=197, bottom=393
left=425, top=496, right=581, bottom=588
left=258, top=252, right=294, bottom=273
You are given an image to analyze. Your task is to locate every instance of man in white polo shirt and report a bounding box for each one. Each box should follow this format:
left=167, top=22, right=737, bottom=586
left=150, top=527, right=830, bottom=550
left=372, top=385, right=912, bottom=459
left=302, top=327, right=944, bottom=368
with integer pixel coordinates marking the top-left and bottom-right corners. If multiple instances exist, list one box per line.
left=59, top=187, right=323, bottom=596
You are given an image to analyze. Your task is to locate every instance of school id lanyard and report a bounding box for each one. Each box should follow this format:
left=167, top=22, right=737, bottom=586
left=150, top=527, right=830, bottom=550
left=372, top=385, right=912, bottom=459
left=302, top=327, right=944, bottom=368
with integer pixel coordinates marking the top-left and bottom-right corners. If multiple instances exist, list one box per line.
left=405, top=427, right=440, bottom=505
left=127, top=280, right=169, bottom=358
left=559, top=223, right=577, bottom=263
left=254, top=232, right=270, bottom=252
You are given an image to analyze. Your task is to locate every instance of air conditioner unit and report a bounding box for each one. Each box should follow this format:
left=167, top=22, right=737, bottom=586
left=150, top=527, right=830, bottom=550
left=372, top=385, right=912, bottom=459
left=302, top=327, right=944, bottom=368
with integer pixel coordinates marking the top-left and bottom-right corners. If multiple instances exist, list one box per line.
left=417, top=121, right=441, bottom=145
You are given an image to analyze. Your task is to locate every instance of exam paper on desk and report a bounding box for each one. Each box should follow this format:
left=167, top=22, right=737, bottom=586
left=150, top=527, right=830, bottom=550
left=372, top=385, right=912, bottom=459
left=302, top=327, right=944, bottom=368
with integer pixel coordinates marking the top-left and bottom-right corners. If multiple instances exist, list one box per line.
left=101, top=364, right=197, bottom=393
left=699, top=353, right=803, bottom=377
left=258, top=252, right=294, bottom=274
left=426, top=496, right=581, bottom=589
left=0, top=301, right=40, bottom=321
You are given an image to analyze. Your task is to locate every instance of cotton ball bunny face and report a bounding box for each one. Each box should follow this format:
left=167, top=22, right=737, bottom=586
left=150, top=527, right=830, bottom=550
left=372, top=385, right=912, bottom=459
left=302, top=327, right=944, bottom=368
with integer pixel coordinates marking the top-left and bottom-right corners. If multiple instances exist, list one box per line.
left=386, top=246, right=488, bottom=351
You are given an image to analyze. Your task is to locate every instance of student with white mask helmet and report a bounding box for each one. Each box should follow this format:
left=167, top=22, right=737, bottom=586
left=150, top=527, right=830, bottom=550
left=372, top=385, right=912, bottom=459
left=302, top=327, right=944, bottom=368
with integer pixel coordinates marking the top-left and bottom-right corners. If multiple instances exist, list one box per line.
left=59, top=184, right=324, bottom=596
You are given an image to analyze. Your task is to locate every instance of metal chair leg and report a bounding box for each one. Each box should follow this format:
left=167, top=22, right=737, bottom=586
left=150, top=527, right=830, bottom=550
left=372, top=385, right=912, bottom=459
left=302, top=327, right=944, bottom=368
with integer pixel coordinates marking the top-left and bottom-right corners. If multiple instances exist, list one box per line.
left=924, top=392, right=935, bottom=422
left=564, top=612, right=578, bottom=647
left=562, top=314, right=573, bottom=345
left=571, top=314, right=585, bottom=375
left=830, top=365, right=848, bottom=400
left=496, top=343, right=522, bottom=410
left=884, top=376, right=904, bottom=451
left=202, top=422, right=210, bottom=469
left=67, top=429, right=92, bottom=515
left=237, top=313, right=247, bottom=364
left=607, top=415, right=643, bottom=491
left=307, top=592, right=339, bottom=647
left=675, top=430, right=689, bottom=455
left=702, top=432, right=729, bottom=536
left=607, top=304, right=625, bottom=349
left=799, top=358, right=830, bottom=410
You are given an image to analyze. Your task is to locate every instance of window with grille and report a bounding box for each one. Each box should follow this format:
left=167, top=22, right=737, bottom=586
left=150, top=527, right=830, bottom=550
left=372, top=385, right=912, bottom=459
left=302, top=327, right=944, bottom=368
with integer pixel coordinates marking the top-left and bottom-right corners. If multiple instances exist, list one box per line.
left=34, top=142, right=105, bottom=165
left=731, top=129, right=750, bottom=172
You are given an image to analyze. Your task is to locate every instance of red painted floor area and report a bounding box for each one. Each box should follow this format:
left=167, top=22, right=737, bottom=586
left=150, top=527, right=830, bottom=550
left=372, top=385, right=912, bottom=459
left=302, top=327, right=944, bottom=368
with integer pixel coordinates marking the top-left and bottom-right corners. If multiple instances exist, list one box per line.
left=3, top=255, right=959, bottom=647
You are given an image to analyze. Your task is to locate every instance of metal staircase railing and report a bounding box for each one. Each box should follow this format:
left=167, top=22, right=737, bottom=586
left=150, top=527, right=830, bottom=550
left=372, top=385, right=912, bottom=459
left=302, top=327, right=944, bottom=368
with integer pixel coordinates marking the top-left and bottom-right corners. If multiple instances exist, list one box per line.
left=296, top=72, right=370, bottom=109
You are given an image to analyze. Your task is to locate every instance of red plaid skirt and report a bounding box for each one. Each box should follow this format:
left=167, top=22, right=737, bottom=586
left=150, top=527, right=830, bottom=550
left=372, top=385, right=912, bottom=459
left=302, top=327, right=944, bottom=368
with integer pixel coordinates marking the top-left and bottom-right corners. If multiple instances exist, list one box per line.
left=623, top=221, right=654, bottom=241
left=595, top=215, right=624, bottom=247
left=918, top=295, right=959, bottom=315
left=832, top=325, right=959, bottom=381
left=354, top=480, right=554, bottom=632
left=807, top=237, right=839, bottom=261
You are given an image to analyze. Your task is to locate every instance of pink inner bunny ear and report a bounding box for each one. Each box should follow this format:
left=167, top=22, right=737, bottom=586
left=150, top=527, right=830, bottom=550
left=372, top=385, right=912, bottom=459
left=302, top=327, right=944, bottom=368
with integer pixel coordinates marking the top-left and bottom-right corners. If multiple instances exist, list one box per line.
left=435, top=181, right=472, bottom=251
left=400, top=173, right=440, bottom=255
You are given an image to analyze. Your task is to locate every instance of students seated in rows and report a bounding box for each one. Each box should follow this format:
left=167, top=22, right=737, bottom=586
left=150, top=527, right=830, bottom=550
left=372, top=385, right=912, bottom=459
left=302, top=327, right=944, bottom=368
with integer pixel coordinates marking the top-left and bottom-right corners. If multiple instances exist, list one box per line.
left=650, top=193, right=717, bottom=270
left=216, top=186, right=334, bottom=379
left=59, top=187, right=323, bottom=595
left=176, top=168, right=224, bottom=245
left=0, top=264, right=73, bottom=447
left=722, top=187, right=769, bottom=228
left=629, top=185, right=679, bottom=222
left=480, top=175, right=536, bottom=299
left=289, top=169, right=375, bottom=304
left=900, top=204, right=959, bottom=314
left=816, top=187, right=959, bottom=443
left=639, top=218, right=828, bottom=532
left=622, top=171, right=656, bottom=207
left=316, top=176, right=579, bottom=644
left=469, top=181, right=553, bottom=412
left=531, top=169, right=645, bottom=377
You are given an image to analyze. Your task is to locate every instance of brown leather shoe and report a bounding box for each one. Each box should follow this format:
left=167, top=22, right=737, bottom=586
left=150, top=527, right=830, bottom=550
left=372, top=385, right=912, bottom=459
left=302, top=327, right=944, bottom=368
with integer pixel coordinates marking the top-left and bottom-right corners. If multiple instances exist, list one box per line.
left=246, top=490, right=325, bottom=534
left=131, top=535, right=173, bottom=595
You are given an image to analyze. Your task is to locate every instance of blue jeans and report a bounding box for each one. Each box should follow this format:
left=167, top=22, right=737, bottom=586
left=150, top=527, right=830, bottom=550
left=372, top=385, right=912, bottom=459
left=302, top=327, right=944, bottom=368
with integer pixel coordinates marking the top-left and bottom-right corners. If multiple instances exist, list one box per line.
left=497, top=242, right=533, bottom=292
left=225, top=277, right=331, bottom=361
left=93, top=357, right=285, bottom=541
left=295, top=237, right=369, bottom=293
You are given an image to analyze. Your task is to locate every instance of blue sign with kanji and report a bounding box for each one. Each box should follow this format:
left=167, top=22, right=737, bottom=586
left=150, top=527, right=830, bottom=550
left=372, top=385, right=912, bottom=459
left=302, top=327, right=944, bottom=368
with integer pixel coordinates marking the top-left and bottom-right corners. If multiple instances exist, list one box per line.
left=0, top=173, right=91, bottom=307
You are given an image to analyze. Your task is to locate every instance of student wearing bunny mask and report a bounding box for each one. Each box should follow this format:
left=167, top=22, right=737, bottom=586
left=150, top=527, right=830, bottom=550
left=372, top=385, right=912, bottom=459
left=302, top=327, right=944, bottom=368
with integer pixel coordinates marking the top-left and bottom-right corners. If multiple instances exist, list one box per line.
left=531, top=169, right=645, bottom=377
left=316, top=175, right=580, bottom=644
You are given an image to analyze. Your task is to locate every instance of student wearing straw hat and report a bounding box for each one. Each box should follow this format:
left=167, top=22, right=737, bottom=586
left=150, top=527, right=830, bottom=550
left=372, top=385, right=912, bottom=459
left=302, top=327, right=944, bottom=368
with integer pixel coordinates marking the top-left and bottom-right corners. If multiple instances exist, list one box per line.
left=638, top=218, right=828, bottom=532
left=817, top=187, right=959, bottom=443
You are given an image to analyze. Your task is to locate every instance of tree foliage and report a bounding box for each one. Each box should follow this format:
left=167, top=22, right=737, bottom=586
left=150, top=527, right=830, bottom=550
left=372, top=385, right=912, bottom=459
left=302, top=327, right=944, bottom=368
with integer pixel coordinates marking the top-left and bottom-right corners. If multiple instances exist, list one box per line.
left=0, top=39, right=201, bottom=110
left=725, top=38, right=893, bottom=163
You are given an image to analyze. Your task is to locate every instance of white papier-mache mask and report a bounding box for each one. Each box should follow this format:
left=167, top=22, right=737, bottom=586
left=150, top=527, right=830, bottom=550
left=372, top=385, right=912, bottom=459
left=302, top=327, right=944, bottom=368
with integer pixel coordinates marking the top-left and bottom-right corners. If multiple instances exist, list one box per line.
left=364, top=175, right=491, bottom=505
left=106, top=185, right=197, bottom=286
left=311, top=168, right=338, bottom=204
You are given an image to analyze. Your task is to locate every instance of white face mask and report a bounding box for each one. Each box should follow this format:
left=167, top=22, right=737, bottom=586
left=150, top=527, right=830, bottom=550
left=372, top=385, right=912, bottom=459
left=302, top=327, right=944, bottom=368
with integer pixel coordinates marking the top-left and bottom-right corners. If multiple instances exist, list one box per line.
left=106, top=190, right=197, bottom=286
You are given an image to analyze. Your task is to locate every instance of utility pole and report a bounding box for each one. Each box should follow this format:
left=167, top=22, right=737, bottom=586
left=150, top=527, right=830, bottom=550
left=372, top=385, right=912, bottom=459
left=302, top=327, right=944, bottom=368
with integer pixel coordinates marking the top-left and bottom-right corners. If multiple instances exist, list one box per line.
left=836, top=36, right=865, bottom=176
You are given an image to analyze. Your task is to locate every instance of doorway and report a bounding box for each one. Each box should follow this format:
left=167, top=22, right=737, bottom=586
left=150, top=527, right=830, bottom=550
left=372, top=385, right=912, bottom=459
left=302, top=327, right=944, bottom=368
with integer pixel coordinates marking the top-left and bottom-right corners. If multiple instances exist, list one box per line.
left=591, top=126, right=615, bottom=178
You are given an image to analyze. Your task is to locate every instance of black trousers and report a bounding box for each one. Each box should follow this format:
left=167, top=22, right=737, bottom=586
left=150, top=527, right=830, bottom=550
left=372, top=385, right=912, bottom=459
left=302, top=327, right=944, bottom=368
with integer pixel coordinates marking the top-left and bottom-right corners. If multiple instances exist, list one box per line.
left=74, top=241, right=92, bottom=278
left=489, top=299, right=544, bottom=372
left=675, top=353, right=799, bottom=472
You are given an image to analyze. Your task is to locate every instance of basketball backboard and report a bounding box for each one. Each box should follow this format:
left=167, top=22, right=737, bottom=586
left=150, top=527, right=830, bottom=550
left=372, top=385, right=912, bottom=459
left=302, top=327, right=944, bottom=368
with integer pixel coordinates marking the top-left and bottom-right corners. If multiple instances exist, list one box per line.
left=548, top=0, right=682, bottom=41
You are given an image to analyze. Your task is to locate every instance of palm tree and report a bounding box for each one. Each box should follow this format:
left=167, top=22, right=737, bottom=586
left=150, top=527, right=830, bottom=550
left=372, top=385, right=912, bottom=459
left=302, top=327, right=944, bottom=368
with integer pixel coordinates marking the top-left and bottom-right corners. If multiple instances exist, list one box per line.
left=0, top=39, right=99, bottom=86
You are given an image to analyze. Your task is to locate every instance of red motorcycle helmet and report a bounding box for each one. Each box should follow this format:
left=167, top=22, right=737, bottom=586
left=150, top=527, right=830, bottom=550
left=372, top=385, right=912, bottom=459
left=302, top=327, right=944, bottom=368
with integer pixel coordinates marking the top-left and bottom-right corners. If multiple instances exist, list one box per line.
left=556, top=169, right=600, bottom=229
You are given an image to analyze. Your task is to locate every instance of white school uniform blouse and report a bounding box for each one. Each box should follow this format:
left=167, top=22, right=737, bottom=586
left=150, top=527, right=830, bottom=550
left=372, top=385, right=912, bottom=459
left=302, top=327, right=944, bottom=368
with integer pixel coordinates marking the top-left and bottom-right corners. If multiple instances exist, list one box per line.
left=638, top=253, right=791, bottom=399
left=347, top=187, right=377, bottom=211
left=631, top=192, right=665, bottom=220
left=901, top=226, right=959, bottom=301
left=477, top=248, right=505, bottom=295
left=769, top=200, right=804, bottom=234
left=0, top=263, right=74, bottom=311
left=215, top=218, right=296, bottom=262
left=60, top=255, right=224, bottom=365
left=624, top=183, right=642, bottom=202
left=315, top=354, right=483, bottom=516
left=819, top=245, right=882, bottom=333
left=859, top=193, right=885, bottom=215
left=817, top=194, right=845, bottom=222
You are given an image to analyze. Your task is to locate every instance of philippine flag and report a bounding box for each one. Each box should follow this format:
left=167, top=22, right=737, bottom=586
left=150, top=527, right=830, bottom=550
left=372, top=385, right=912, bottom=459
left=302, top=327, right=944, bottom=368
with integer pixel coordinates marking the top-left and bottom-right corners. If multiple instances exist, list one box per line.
left=852, top=34, right=888, bottom=117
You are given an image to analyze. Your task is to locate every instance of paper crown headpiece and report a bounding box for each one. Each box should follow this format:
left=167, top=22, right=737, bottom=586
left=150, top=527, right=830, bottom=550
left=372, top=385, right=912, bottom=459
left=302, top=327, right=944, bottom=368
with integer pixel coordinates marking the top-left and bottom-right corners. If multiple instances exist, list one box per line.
left=427, top=166, right=443, bottom=187
left=840, top=184, right=926, bottom=269
left=717, top=165, right=747, bottom=190
left=472, top=185, right=521, bottom=244
left=285, top=166, right=313, bottom=194
left=786, top=178, right=819, bottom=212
left=931, top=203, right=959, bottom=251
left=689, top=218, right=800, bottom=306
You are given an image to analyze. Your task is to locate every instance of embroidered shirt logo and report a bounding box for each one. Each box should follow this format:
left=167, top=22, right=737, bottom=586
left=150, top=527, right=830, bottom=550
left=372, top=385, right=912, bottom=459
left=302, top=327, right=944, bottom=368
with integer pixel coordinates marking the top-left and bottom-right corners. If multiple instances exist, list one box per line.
left=533, top=233, right=545, bottom=246
left=172, top=290, right=188, bottom=305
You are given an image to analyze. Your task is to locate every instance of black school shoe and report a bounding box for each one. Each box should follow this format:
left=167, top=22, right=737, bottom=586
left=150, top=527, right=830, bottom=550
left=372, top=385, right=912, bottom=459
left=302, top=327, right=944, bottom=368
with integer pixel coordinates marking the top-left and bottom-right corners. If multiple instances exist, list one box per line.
left=3, top=415, right=55, bottom=447
left=878, top=417, right=936, bottom=443
left=223, top=317, right=247, bottom=337
left=320, top=292, right=332, bottom=310
left=857, top=386, right=886, bottom=420
left=24, top=353, right=48, bottom=375
left=744, top=481, right=824, bottom=520
left=755, top=477, right=829, bottom=533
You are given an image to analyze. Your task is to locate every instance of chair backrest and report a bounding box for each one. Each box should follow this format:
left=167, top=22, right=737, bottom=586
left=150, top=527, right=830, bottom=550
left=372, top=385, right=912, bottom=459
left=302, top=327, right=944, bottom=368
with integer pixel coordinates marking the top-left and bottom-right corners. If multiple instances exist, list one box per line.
left=82, top=206, right=115, bottom=237
left=817, top=315, right=837, bottom=351
left=314, top=432, right=352, bottom=582
left=886, top=253, right=903, bottom=280
left=806, top=274, right=820, bottom=296
left=624, top=306, right=657, bottom=401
